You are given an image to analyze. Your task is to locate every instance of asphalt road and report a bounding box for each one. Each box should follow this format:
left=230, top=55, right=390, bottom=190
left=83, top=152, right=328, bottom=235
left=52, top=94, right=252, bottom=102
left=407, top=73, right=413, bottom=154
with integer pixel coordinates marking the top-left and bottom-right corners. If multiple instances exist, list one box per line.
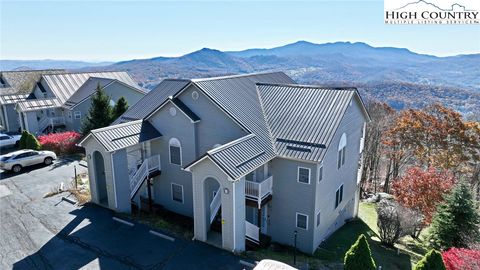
left=0, top=159, right=251, bottom=270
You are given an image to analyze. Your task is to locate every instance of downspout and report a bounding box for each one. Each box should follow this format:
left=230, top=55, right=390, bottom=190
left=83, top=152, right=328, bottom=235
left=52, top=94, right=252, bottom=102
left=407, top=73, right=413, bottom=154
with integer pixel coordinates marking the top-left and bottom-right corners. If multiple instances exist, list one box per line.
left=232, top=179, right=236, bottom=253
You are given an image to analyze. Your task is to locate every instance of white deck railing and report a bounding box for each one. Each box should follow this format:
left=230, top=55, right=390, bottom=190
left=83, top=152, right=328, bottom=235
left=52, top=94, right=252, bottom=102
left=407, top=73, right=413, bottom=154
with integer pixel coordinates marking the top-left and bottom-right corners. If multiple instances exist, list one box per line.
left=50, top=116, right=65, bottom=126
left=38, top=116, right=66, bottom=133
left=38, top=117, right=50, bottom=133
left=210, top=187, right=221, bottom=224
left=129, top=155, right=161, bottom=199
left=245, top=175, right=273, bottom=206
left=245, top=220, right=260, bottom=242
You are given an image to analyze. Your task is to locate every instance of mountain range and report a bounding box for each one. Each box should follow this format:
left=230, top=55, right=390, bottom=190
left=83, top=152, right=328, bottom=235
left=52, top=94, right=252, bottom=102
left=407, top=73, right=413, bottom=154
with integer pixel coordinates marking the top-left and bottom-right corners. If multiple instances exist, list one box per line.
left=2, top=41, right=479, bottom=117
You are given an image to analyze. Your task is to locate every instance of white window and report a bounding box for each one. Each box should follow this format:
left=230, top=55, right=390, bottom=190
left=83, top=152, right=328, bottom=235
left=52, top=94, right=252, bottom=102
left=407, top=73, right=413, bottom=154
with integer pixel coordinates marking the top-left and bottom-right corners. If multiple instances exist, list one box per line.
left=74, top=111, right=81, bottom=119
left=316, top=211, right=321, bottom=227
left=192, top=91, right=199, bottom=100
left=169, top=138, right=182, bottom=165
left=109, top=99, right=115, bottom=107
left=171, top=183, right=184, bottom=203
left=338, top=133, right=347, bottom=169
left=169, top=107, right=177, bottom=116
left=318, top=166, right=323, bottom=182
left=296, top=213, right=308, bottom=230
left=67, top=111, right=72, bottom=119
left=297, top=167, right=310, bottom=184
left=335, top=184, right=344, bottom=209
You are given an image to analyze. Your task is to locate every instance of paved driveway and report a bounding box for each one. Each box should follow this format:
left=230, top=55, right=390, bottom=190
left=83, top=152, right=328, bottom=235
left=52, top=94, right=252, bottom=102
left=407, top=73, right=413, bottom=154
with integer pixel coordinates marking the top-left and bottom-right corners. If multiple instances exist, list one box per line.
left=0, top=159, right=251, bottom=270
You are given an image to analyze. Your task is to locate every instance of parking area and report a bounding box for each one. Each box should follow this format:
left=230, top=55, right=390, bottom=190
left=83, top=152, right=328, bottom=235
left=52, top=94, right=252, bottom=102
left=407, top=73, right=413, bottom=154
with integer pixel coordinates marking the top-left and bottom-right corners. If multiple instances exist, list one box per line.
left=0, top=159, right=251, bottom=270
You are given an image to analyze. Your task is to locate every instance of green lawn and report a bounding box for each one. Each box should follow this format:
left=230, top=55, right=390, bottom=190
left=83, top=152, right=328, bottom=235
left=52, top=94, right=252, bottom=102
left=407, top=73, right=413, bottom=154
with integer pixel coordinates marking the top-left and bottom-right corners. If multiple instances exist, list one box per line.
left=315, top=202, right=428, bottom=270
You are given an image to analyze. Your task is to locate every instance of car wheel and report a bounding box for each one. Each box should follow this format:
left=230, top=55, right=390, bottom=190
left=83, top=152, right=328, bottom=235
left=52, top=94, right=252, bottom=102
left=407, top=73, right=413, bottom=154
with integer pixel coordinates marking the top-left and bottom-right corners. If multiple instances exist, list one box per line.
left=12, top=165, right=22, bottom=173
left=44, top=157, right=53, bottom=165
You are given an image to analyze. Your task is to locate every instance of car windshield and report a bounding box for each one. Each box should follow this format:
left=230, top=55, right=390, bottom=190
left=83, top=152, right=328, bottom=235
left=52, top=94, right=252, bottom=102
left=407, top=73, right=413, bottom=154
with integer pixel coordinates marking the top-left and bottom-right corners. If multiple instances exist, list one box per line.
left=0, top=155, right=12, bottom=161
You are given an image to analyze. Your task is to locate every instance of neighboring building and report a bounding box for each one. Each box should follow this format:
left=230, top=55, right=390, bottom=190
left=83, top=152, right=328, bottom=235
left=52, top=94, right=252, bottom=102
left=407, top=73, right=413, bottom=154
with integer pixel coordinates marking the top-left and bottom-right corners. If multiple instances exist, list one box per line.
left=79, top=72, right=369, bottom=254
left=13, top=71, right=147, bottom=134
left=0, top=69, right=65, bottom=132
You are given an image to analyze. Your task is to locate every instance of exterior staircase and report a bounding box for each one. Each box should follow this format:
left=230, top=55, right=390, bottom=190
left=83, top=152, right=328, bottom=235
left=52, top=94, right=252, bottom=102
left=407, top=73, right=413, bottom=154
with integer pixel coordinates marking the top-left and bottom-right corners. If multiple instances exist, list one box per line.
left=129, top=155, right=161, bottom=200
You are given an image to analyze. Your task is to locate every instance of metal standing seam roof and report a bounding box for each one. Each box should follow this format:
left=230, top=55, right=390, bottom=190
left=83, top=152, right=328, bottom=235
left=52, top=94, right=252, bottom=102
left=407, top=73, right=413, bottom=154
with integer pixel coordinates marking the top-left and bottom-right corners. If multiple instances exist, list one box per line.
left=83, top=120, right=162, bottom=152
left=257, top=83, right=357, bottom=162
left=42, top=71, right=141, bottom=104
left=16, top=97, right=63, bottom=112
left=0, top=69, right=65, bottom=95
left=0, top=93, right=30, bottom=105
left=113, top=79, right=191, bottom=124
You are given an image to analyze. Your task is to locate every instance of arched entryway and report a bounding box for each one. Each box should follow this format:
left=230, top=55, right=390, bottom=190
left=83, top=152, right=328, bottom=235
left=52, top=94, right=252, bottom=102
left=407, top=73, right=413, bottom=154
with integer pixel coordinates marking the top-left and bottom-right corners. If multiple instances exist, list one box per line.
left=204, top=177, right=222, bottom=248
left=93, top=151, right=108, bottom=206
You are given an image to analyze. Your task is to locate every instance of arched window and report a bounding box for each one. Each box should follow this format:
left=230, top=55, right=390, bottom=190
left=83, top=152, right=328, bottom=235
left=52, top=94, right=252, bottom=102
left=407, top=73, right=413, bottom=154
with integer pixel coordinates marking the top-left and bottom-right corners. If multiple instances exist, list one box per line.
left=338, top=133, right=347, bottom=169
left=169, top=138, right=182, bottom=165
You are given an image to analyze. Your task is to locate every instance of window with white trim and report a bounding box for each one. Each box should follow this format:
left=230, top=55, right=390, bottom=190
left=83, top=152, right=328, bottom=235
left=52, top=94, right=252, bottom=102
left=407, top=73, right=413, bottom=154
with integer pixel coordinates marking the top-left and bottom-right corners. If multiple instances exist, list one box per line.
left=169, top=138, right=182, bottom=165
left=297, top=167, right=310, bottom=184
left=296, top=213, right=308, bottom=230
left=171, top=183, right=184, bottom=203
left=74, top=111, right=81, bottom=119
left=316, top=211, right=321, bottom=227
left=335, top=184, right=344, bottom=209
left=318, top=166, right=323, bottom=182
left=338, top=133, right=347, bottom=169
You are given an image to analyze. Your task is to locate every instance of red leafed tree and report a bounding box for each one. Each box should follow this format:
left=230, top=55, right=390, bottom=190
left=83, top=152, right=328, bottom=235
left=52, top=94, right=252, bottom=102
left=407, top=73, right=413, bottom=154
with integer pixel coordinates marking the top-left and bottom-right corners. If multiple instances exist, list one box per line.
left=38, top=131, right=82, bottom=155
left=442, top=248, right=480, bottom=270
left=392, top=167, right=455, bottom=224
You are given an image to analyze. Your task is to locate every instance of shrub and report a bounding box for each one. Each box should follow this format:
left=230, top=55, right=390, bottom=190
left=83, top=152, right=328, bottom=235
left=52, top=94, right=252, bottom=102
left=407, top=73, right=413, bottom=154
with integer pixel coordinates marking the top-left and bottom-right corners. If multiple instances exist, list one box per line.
left=414, top=250, right=446, bottom=270
left=19, top=131, right=41, bottom=150
left=398, top=206, right=424, bottom=239
left=442, top=248, right=480, bottom=270
left=38, top=131, right=82, bottom=155
left=429, top=181, right=480, bottom=250
left=19, top=130, right=28, bottom=149
left=344, top=234, right=376, bottom=270
left=376, top=199, right=402, bottom=246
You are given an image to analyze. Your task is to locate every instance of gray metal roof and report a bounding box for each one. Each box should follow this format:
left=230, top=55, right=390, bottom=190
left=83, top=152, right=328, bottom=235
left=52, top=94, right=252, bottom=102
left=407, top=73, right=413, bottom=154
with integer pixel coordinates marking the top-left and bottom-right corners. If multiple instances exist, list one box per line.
left=114, top=79, right=191, bottom=124
left=85, top=120, right=162, bottom=152
left=42, top=71, right=141, bottom=104
left=16, top=98, right=63, bottom=112
left=0, top=69, right=65, bottom=95
left=63, top=77, right=147, bottom=110
left=257, top=83, right=356, bottom=162
left=0, top=93, right=30, bottom=105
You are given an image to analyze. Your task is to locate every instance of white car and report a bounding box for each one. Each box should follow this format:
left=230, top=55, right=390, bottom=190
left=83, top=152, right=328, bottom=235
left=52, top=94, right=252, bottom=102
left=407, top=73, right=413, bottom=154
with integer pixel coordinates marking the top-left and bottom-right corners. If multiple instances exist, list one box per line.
left=0, top=149, right=57, bottom=173
left=0, top=133, right=21, bottom=148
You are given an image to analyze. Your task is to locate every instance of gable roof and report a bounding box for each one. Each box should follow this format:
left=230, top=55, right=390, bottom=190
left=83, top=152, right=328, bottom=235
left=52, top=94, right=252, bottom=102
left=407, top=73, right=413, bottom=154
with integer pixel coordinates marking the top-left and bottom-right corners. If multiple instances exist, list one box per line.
left=0, top=69, right=65, bottom=95
left=79, top=120, right=162, bottom=152
left=16, top=71, right=143, bottom=112
left=257, top=83, right=359, bottom=162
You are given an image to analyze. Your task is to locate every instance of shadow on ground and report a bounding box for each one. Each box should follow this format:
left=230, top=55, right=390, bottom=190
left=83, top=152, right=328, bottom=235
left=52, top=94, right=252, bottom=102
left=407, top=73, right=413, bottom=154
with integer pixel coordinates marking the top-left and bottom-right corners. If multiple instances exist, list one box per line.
left=12, top=204, right=245, bottom=270
left=316, top=219, right=412, bottom=270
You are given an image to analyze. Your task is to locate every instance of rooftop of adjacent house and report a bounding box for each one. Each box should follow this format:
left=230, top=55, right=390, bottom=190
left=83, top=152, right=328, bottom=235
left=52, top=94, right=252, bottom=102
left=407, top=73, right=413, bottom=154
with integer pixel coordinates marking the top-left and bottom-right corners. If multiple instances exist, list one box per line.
left=88, top=72, right=368, bottom=180
left=0, top=69, right=66, bottom=95
left=16, top=71, right=145, bottom=112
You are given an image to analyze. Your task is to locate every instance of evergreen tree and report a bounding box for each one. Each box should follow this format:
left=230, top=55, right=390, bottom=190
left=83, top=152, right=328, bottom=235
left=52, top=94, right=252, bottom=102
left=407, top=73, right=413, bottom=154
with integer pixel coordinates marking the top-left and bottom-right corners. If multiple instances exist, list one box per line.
left=81, top=84, right=112, bottom=135
left=24, top=131, right=41, bottom=150
left=413, top=250, right=446, bottom=270
left=112, top=96, right=129, bottom=121
left=344, top=234, right=376, bottom=270
left=19, top=130, right=28, bottom=149
left=429, top=181, right=480, bottom=250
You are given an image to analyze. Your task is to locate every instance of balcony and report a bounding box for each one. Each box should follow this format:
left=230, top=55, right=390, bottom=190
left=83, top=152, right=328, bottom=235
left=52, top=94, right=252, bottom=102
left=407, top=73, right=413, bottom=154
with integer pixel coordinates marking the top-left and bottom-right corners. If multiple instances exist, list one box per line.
left=245, top=175, right=273, bottom=207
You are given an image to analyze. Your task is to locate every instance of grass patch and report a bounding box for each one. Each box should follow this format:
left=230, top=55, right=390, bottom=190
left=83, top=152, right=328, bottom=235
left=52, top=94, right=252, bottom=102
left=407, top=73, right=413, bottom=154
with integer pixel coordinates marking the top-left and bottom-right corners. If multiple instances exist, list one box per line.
left=43, top=173, right=91, bottom=205
left=125, top=211, right=194, bottom=240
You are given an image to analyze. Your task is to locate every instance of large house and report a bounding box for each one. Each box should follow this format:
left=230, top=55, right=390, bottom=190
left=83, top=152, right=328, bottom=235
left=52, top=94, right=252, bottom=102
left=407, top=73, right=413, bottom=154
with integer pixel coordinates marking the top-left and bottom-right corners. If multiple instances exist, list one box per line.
left=1, top=70, right=146, bottom=135
left=79, top=72, right=369, bottom=254
left=0, top=69, right=66, bottom=132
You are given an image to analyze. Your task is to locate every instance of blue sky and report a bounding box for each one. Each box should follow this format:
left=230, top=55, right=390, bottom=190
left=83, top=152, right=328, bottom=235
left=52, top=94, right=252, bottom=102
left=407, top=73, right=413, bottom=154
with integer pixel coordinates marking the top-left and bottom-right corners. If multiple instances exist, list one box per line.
left=1, top=0, right=479, bottom=61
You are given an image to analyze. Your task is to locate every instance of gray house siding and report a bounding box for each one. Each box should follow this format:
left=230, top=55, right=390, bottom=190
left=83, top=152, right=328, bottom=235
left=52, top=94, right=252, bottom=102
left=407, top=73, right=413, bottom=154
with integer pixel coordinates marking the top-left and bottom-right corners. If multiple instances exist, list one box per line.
left=111, top=149, right=131, bottom=212
left=66, top=81, right=145, bottom=132
left=2, top=104, right=20, bottom=132
left=312, top=96, right=368, bottom=250
left=177, top=85, right=247, bottom=155
left=268, top=157, right=318, bottom=254
left=149, top=104, right=197, bottom=217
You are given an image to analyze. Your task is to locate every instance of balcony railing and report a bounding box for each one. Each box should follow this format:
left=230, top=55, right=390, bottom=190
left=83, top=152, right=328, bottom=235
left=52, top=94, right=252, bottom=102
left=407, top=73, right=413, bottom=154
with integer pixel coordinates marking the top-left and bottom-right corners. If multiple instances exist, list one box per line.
left=129, top=155, right=161, bottom=199
left=209, top=187, right=221, bottom=224
left=38, top=116, right=66, bottom=133
left=245, top=175, right=273, bottom=206
left=245, top=220, right=260, bottom=243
